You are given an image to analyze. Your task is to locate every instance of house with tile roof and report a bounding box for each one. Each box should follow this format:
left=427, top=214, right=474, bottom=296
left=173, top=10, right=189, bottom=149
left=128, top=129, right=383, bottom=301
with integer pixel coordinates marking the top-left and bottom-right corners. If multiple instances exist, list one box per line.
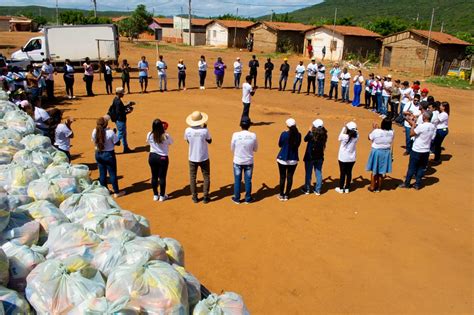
left=380, top=29, right=471, bottom=75
left=304, top=25, right=381, bottom=61
left=206, top=20, right=256, bottom=48
left=249, top=21, right=313, bottom=53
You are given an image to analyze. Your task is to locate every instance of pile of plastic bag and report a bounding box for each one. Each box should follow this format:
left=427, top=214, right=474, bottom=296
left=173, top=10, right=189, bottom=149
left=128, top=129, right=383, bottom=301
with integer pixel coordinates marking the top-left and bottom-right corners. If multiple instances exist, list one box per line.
left=0, top=93, right=249, bottom=314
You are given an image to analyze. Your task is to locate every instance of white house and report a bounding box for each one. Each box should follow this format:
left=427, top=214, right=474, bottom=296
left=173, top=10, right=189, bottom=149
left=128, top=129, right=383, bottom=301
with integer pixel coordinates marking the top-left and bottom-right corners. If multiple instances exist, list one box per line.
left=206, top=20, right=256, bottom=48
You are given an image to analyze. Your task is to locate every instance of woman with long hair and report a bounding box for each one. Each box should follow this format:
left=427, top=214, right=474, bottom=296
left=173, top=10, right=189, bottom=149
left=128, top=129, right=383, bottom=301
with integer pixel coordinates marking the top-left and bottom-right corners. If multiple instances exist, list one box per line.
left=366, top=118, right=394, bottom=192
left=277, top=118, right=301, bottom=201
left=91, top=116, right=124, bottom=198
left=198, top=55, right=207, bottom=89
left=336, top=121, right=359, bottom=193
left=146, top=119, right=173, bottom=201
left=83, top=57, right=94, bottom=96
left=432, top=102, right=449, bottom=163
left=302, top=119, right=328, bottom=195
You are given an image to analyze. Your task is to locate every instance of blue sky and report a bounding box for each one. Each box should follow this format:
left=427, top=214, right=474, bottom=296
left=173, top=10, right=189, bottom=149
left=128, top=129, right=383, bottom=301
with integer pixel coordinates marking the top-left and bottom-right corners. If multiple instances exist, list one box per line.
left=1, top=0, right=322, bottom=17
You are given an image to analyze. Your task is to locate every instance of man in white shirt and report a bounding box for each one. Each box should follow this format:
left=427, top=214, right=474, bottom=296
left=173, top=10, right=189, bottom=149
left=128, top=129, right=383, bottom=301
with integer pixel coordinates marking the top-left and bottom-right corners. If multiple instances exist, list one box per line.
left=306, top=58, right=317, bottom=95
left=156, top=55, right=167, bottom=92
left=400, top=111, right=436, bottom=190
left=231, top=117, right=258, bottom=204
left=339, top=67, right=351, bottom=103
left=402, top=94, right=421, bottom=155
left=242, top=75, right=257, bottom=120
left=184, top=111, right=212, bottom=204
left=233, top=57, right=243, bottom=89
left=328, top=62, right=341, bottom=101
left=381, top=75, right=392, bottom=116
left=41, top=58, right=56, bottom=101
left=317, top=63, right=325, bottom=97
left=292, top=61, right=305, bottom=94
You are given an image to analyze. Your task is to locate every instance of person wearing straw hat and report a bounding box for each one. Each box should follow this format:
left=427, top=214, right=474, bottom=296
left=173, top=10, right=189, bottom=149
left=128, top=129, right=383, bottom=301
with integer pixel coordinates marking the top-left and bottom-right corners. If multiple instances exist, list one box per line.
left=277, top=118, right=301, bottom=201
left=279, top=58, right=290, bottom=91
left=336, top=121, right=359, bottom=193
left=302, top=119, right=327, bottom=195
left=177, top=59, right=187, bottom=91
left=233, top=57, right=243, bottom=89
left=184, top=111, right=212, bottom=204
left=108, top=87, right=135, bottom=153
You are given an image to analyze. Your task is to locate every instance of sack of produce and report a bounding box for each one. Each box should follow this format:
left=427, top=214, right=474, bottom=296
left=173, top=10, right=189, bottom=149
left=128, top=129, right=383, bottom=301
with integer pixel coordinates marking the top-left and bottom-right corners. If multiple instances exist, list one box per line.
left=27, top=175, right=78, bottom=206
left=106, top=259, right=189, bottom=314
left=91, top=231, right=168, bottom=277
left=163, top=237, right=185, bottom=267
left=80, top=209, right=147, bottom=239
left=13, top=149, right=53, bottom=171
left=1, top=242, right=46, bottom=292
left=26, top=256, right=105, bottom=314
left=20, top=134, right=53, bottom=151
left=0, top=195, right=33, bottom=232
left=0, top=139, right=24, bottom=165
left=69, top=296, right=137, bottom=315
left=2, top=163, right=42, bottom=195
left=193, top=292, right=249, bottom=315
left=45, top=223, right=101, bottom=262
left=0, top=248, right=8, bottom=286
left=0, top=285, right=32, bottom=314
left=1, top=211, right=40, bottom=246
left=3, top=110, right=35, bottom=136
left=49, top=150, right=70, bottom=166
left=45, top=163, right=90, bottom=182
left=173, top=264, right=201, bottom=310
left=0, top=101, right=17, bottom=119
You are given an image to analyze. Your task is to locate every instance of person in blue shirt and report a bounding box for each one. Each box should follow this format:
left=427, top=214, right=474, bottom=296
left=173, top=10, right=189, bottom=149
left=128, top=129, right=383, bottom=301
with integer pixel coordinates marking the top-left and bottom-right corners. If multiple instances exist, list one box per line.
left=137, top=56, right=149, bottom=93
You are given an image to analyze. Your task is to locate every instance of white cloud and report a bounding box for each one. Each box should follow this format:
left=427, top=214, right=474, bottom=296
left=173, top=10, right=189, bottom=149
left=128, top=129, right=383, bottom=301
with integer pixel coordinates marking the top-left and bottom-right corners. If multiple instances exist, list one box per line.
left=1, top=0, right=322, bottom=17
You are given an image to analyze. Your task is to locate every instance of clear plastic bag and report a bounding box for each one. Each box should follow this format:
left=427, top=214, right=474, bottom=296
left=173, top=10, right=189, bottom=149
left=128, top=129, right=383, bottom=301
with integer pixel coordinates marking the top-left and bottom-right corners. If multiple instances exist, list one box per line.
left=1, top=241, right=46, bottom=292
left=0, top=248, right=8, bottom=286
left=193, top=292, right=250, bottom=315
left=26, top=256, right=105, bottom=314
left=0, top=195, right=33, bottom=233
left=2, top=163, right=42, bottom=194
left=163, top=237, right=185, bottom=267
left=45, top=163, right=90, bottom=182
left=20, top=134, right=54, bottom=151
left=173, top=264, right=201, bottom=310
left=80, top=209, right=147, bottom=239
left=106, top=259, right=189, bottom=315
left=13, top=149, right=53, bottom=171
left=0, top=139, right=24, bottom=165
left=0, top=285, right=32, bottom=314
left=68, top=296, right=138, bottom=315
left=27, top=175, right=79, bottom=206
left=3, top=110, right=35, bottom=136
left=1, top=211, right=40, bottom=246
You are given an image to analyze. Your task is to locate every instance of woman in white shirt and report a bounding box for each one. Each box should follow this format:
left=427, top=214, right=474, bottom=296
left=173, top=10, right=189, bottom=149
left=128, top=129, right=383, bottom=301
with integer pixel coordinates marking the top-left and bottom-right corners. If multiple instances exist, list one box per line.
left=366, top=118, right=394, bottom=192
left=198, top=55, right=207, bottom=89
left=92, top=116, right=124, bottom=198
left=147, top=119, right=173, bottom=201
left=432, top=102, right=449, bottom=162
left=336, top=122, right=359, bottom=193
left=233, top=57, right=243, bottom=89
left=352, top=70, right=364, bottom=107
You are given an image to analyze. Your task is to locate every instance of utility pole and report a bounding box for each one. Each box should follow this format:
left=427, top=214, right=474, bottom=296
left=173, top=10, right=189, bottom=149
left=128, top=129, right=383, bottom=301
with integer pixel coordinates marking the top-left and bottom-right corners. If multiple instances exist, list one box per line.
left=233, top=8, right=238, bottom=48
left=92, top=0, right=97, bottom=18
left=56, top=0, right=59, bottom=25
left=423, top=8, right=435, bottom=77
left=440, top=21, right=444, bottom=32
left=330, top=7, right=337, bottom=59
left=188, top=0, right=192, bottom=46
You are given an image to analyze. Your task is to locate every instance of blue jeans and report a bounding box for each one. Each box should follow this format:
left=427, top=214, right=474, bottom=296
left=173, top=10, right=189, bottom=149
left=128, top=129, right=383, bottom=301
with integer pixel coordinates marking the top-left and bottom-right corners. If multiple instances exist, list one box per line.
left=376, top=92, right=382, bottom=113
left=433, top=128, right=448, bottom=161
left=341, top=85, right=349, bottom=102
left=304, top=159, right=323, bottom=193
left=279, top=74, right=288, bottom=90
left=95, top=151, right=119, bottom=193
left=352, top=84, right=362, bottom=106
left=381, top=96, right=390, bottom=115
left=116, top=120, right=128, bottom=149
left=233, top=163, right=253, bottom=202
left=317, top=79, right=325, bottom=96
left=293, top=77, right=303, bottom=93
left=404, top=151, right=429, bottom=187
left=329, top=81, right=338, bottom=99
left=404, top=126, right=412, bottom=154
left=234, top=73, right=241, bottom=88
left=159, top=74, right=167, bottom=91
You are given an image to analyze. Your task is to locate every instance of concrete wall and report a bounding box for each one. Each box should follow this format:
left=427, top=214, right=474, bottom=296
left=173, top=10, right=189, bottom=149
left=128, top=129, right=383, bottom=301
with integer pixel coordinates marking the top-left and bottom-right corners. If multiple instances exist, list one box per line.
left=162, top=27, right=183, bottom=43
left=0, top=20, right=9, bottom=32
left=206, top=23, right=228, bottom=47
left=251, top=24, right=277, bottom=53
left=182, top=32, right=206, bottom=46
left=304, top=28, right=344, bottom=61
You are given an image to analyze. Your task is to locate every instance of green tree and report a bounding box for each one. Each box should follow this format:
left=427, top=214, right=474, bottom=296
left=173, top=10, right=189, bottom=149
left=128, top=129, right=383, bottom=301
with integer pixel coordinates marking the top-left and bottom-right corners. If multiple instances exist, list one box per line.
left=365, top=17, right=408, bottom=36
left=60, top=11, right=86, bottom=24
left=118, top=5, right=153, bottom=39
left=19, top=10, right=49, bottom=27
left=336, top=16, right=355, bottom=26
left=455, top=32, right=474, bottom=55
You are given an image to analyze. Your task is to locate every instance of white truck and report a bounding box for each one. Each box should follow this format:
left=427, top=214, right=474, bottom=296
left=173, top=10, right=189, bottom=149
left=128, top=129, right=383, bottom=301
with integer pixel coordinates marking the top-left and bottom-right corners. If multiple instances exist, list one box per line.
left=11, top=24, right=120, bottom=67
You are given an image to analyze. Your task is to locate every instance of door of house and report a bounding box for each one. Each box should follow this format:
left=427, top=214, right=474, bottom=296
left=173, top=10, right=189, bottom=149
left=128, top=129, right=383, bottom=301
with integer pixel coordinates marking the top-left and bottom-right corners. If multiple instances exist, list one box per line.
left=383, top=46, right=392, bottom=67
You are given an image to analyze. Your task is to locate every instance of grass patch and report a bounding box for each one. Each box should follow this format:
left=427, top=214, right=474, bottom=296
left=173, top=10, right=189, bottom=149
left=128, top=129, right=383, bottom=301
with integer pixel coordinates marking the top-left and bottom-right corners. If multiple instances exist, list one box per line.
left=426, top=76, right=472, bottom=90
left=257, top=52, right=291, bottom=60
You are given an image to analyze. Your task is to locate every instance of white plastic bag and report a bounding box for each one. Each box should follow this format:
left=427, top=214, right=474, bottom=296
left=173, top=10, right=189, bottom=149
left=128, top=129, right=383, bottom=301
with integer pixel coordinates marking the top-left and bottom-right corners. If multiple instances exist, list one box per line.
left=173, top=264, right=201, bottom=310
left=1, top=242, right=46, bottom=292
left=0, top=249, right=8, bottom=286
left=163, top=237, right=185, bottom=267
left=26, top=256, right=105, bottom=314
left=193, top=292, right=250, bottom=315
left=0, top=285, right=31, bottom=314
left=45, top=163, right=90, bottom=182
left=68, top=296, right=137, bottom=315
left=0, top=139, right=24, bottom=165
left=2, top=163, right=42, bottom=194
left=28, top=175, right=79, bottom=206
left=45, top=223, right=101, bottom=261
left=106, top=259, right=189, bottom=314
left=13, top=149, right=53, bottom=171
left=20, top=134, right=53, bottom=151
left=1, top=211, right=40, bottom=246
left=80, top=209, right=146, bottom=239
left=91, top=232, right=168, bottom=277
left=3, top=110, right=35, bottom=136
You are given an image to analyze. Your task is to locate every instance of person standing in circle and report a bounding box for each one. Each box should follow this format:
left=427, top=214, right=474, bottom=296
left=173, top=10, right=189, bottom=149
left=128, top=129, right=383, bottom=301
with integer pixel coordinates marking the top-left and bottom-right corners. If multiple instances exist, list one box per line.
left=248, top=55, right=259, bottom=87
left=233, top=57, right=243, bottom=89
left=336, top=121, right=359, bottom=194
left=264, top=58, right=274, bottom=89
left=279, top=58, right=290, bottom=91
left=156, top=55, right=168, bottom=92
left=316, top=62, right=325, bottom=97
left=147, top=119, right=173, bottom=202
left=198, top=55, right=207, bottom=90
left=83, top=57, right=95, bottom=96
left=63, top=59, right=75, bottom=99
left=41, top=58, right=56, bottom=101
left=432, top=102, right=449, bottom=163
left=292, top=61, right=305, bottom=94
left=306, top=57, right=317, bottom=95
left=277, top=118, right=301, bottom=201
left=121, top=59, right=131, bottom=94
left=352, top=70, right=364, bottom=106
left=241, top=75, right=257, bottom=120
left=137, top=56, right=149, bottom=93
left=177, top=59, right=187, bottom=91
left=302, top=119, right=327, bottom=195
left=103, top=60, right=113, bottom=95
left=214, top=57, right=226, bottom=89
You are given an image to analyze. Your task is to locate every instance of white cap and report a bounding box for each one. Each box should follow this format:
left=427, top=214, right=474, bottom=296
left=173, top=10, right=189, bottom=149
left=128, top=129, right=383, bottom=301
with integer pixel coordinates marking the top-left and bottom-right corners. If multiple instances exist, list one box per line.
left=312, top=119, right=324, bottom=128
left=387, top=74, right=392, bottom=78
left=346, top=121, right=357, bottom=130
left=115, top=87, right=124, bottom=94
left=19, top=100, right=29, bottom=108
left=286, top=118, right=296, bottom=127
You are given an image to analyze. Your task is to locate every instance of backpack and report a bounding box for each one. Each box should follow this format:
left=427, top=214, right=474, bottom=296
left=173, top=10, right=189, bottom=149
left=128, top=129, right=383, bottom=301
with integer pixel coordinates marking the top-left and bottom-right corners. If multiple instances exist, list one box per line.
left=107, top=103, right=117, bottom=122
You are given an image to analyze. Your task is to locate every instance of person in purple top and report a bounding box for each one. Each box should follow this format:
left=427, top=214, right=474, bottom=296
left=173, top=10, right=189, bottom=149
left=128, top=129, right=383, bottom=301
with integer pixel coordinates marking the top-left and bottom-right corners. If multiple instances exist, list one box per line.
left=214, top=57, right=226, bottom=89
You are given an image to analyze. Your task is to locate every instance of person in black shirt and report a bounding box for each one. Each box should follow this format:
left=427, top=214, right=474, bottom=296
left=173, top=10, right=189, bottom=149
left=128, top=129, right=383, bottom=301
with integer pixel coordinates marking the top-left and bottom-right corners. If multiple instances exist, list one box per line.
left=264, top=58, right=274, bottom=89
left=248, top=55, right=259, bottom=87
left=279, top=58, right=290, bottom=91
left=302, top=119, right=328, bottom=195
left=111, top=87, right=135, bottom=153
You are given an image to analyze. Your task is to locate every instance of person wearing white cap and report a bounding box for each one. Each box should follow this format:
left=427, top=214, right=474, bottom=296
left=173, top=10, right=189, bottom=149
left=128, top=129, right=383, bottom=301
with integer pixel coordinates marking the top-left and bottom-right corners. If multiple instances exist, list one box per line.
left=233, top=57, right=243, bottom=89
left=381, top=74, right=392, bottom=117
left=107, top=87, right=135, bottom=153
left=336, top=121, right=359, bottom=193
left=302, top=119, right=328, bottom=195
left=306, top=58, right=317, bottom=95
left=276, top=118, right=301, bottom=201
left=184, top=111, right=212, bottom=203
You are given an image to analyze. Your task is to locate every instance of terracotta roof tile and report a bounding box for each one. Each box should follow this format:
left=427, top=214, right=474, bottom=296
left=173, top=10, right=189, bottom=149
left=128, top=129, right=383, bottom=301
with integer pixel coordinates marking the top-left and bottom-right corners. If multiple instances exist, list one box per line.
left=112, top=16, right=129, bottom=22
left=153, top=17, right=173, bottom=25
left=190, top=18, right=213, bottom=26
left=410, top=29, right=470, bottom=45
left=316, top=25, right=380, bottom=37
left=215, top=20, right=255, bottom=29
left=260, top=21, right=313, bottom=32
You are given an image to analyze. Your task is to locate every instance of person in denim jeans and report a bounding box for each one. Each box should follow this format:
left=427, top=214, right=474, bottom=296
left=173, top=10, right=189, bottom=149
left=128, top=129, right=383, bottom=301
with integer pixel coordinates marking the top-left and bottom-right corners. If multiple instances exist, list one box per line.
left=92, top=116, right=125, bottom=198
left=110, top=87, right=134, bottom=153
left=279, top=58, right=290, bottom=91
left=231, top=118, right=258, bottom=204
left=401, top=94, right=421, bottom=155
left=432, top=102, right=449, bottom=162
left=316, top=63, right=325, bottom=96
left=328, top=63, right=341, bottom=101
left=339, top=67, right=351, bottom=103
left=381, top=75, right=392, bottom=117
left=156, top=55, right=167, bottom=92
left=292, top=61, right=305, bottom=94
left=302, top=119, right=327, bottom=195
left=233, top=57, right=242, bottom=89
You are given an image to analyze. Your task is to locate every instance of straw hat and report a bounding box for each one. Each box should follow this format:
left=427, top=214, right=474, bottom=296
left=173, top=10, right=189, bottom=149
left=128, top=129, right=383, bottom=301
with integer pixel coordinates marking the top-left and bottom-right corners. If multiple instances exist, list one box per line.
left=186, top=111, right=208, bottom=127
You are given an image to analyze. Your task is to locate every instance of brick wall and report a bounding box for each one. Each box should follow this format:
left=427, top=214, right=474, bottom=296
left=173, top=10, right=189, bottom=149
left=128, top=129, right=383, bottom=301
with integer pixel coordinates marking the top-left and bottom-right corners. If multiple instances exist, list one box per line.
left=251, top=25, right=277, bottom=53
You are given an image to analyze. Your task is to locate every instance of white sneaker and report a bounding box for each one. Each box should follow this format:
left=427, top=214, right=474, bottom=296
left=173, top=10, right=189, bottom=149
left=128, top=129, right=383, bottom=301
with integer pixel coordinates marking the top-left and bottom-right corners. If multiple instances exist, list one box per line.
left=278, top=195, right=285, bottom=201
left=344, top=189, right=349, bottom=194
left=72, top=95, right=76, bottom=99
left=314, top=191, right=321, bottom=196
left=335, top=187, right=344, bottom=194
left=153, top=195, right=159, bottom=201
left=159, top=195, right=169, bottom=202
left=68, top=95, right=72, bottom=99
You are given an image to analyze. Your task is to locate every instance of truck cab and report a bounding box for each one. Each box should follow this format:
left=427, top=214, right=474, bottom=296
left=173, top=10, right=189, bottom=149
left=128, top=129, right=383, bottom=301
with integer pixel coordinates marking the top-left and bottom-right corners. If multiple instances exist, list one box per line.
left=11, top=36, right=46, bottom=62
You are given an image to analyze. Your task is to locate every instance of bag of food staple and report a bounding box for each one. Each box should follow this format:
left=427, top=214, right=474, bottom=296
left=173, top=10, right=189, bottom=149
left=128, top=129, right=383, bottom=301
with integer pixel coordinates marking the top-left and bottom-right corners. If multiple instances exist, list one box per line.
left=45, top=163, right=90, bottom=182
left=91, top=231, right=169, bottom=277
left=0, top=195, right=33, bottom=233
left=17, top=200, right=69, bottom=244
left=80, top=209, right=147, bottom=239
left=1, top=211, right=40, bottom=246
left=27, top=175, right=78, bottom=206
left=0, top=285, right=32, bottom=314
left=1, top=242, right=46, bottom=292
left=0, top=127, right=22, bottom=142
left=134, top=213, right=151, bottom=236
left=69, top=296, right=138, bottom=315
left=13, top=149, right=53, bottom=171
left=172, top=264, right=201, bottom=310
left=49, top=150, right=70, bottom=166
left=0, top=139, right=24, bottom=165
left=0, top=248, right=8, bottom=286
left=2, top=163, right=42, bottom=195
left=45, top=223, right=101, bottom=262
left=0, top=101, right=16, bottom=119
left=3, top=110, right=35, bottom=136
left=163, top=237, right=185, bottom=267
left=106, top=258, right=189, bottom=314
left=26, top=256, right=106, bottom=314
left=20, top=134, right=53, bottom=151
left=193, top=292, right=249, bottom=315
